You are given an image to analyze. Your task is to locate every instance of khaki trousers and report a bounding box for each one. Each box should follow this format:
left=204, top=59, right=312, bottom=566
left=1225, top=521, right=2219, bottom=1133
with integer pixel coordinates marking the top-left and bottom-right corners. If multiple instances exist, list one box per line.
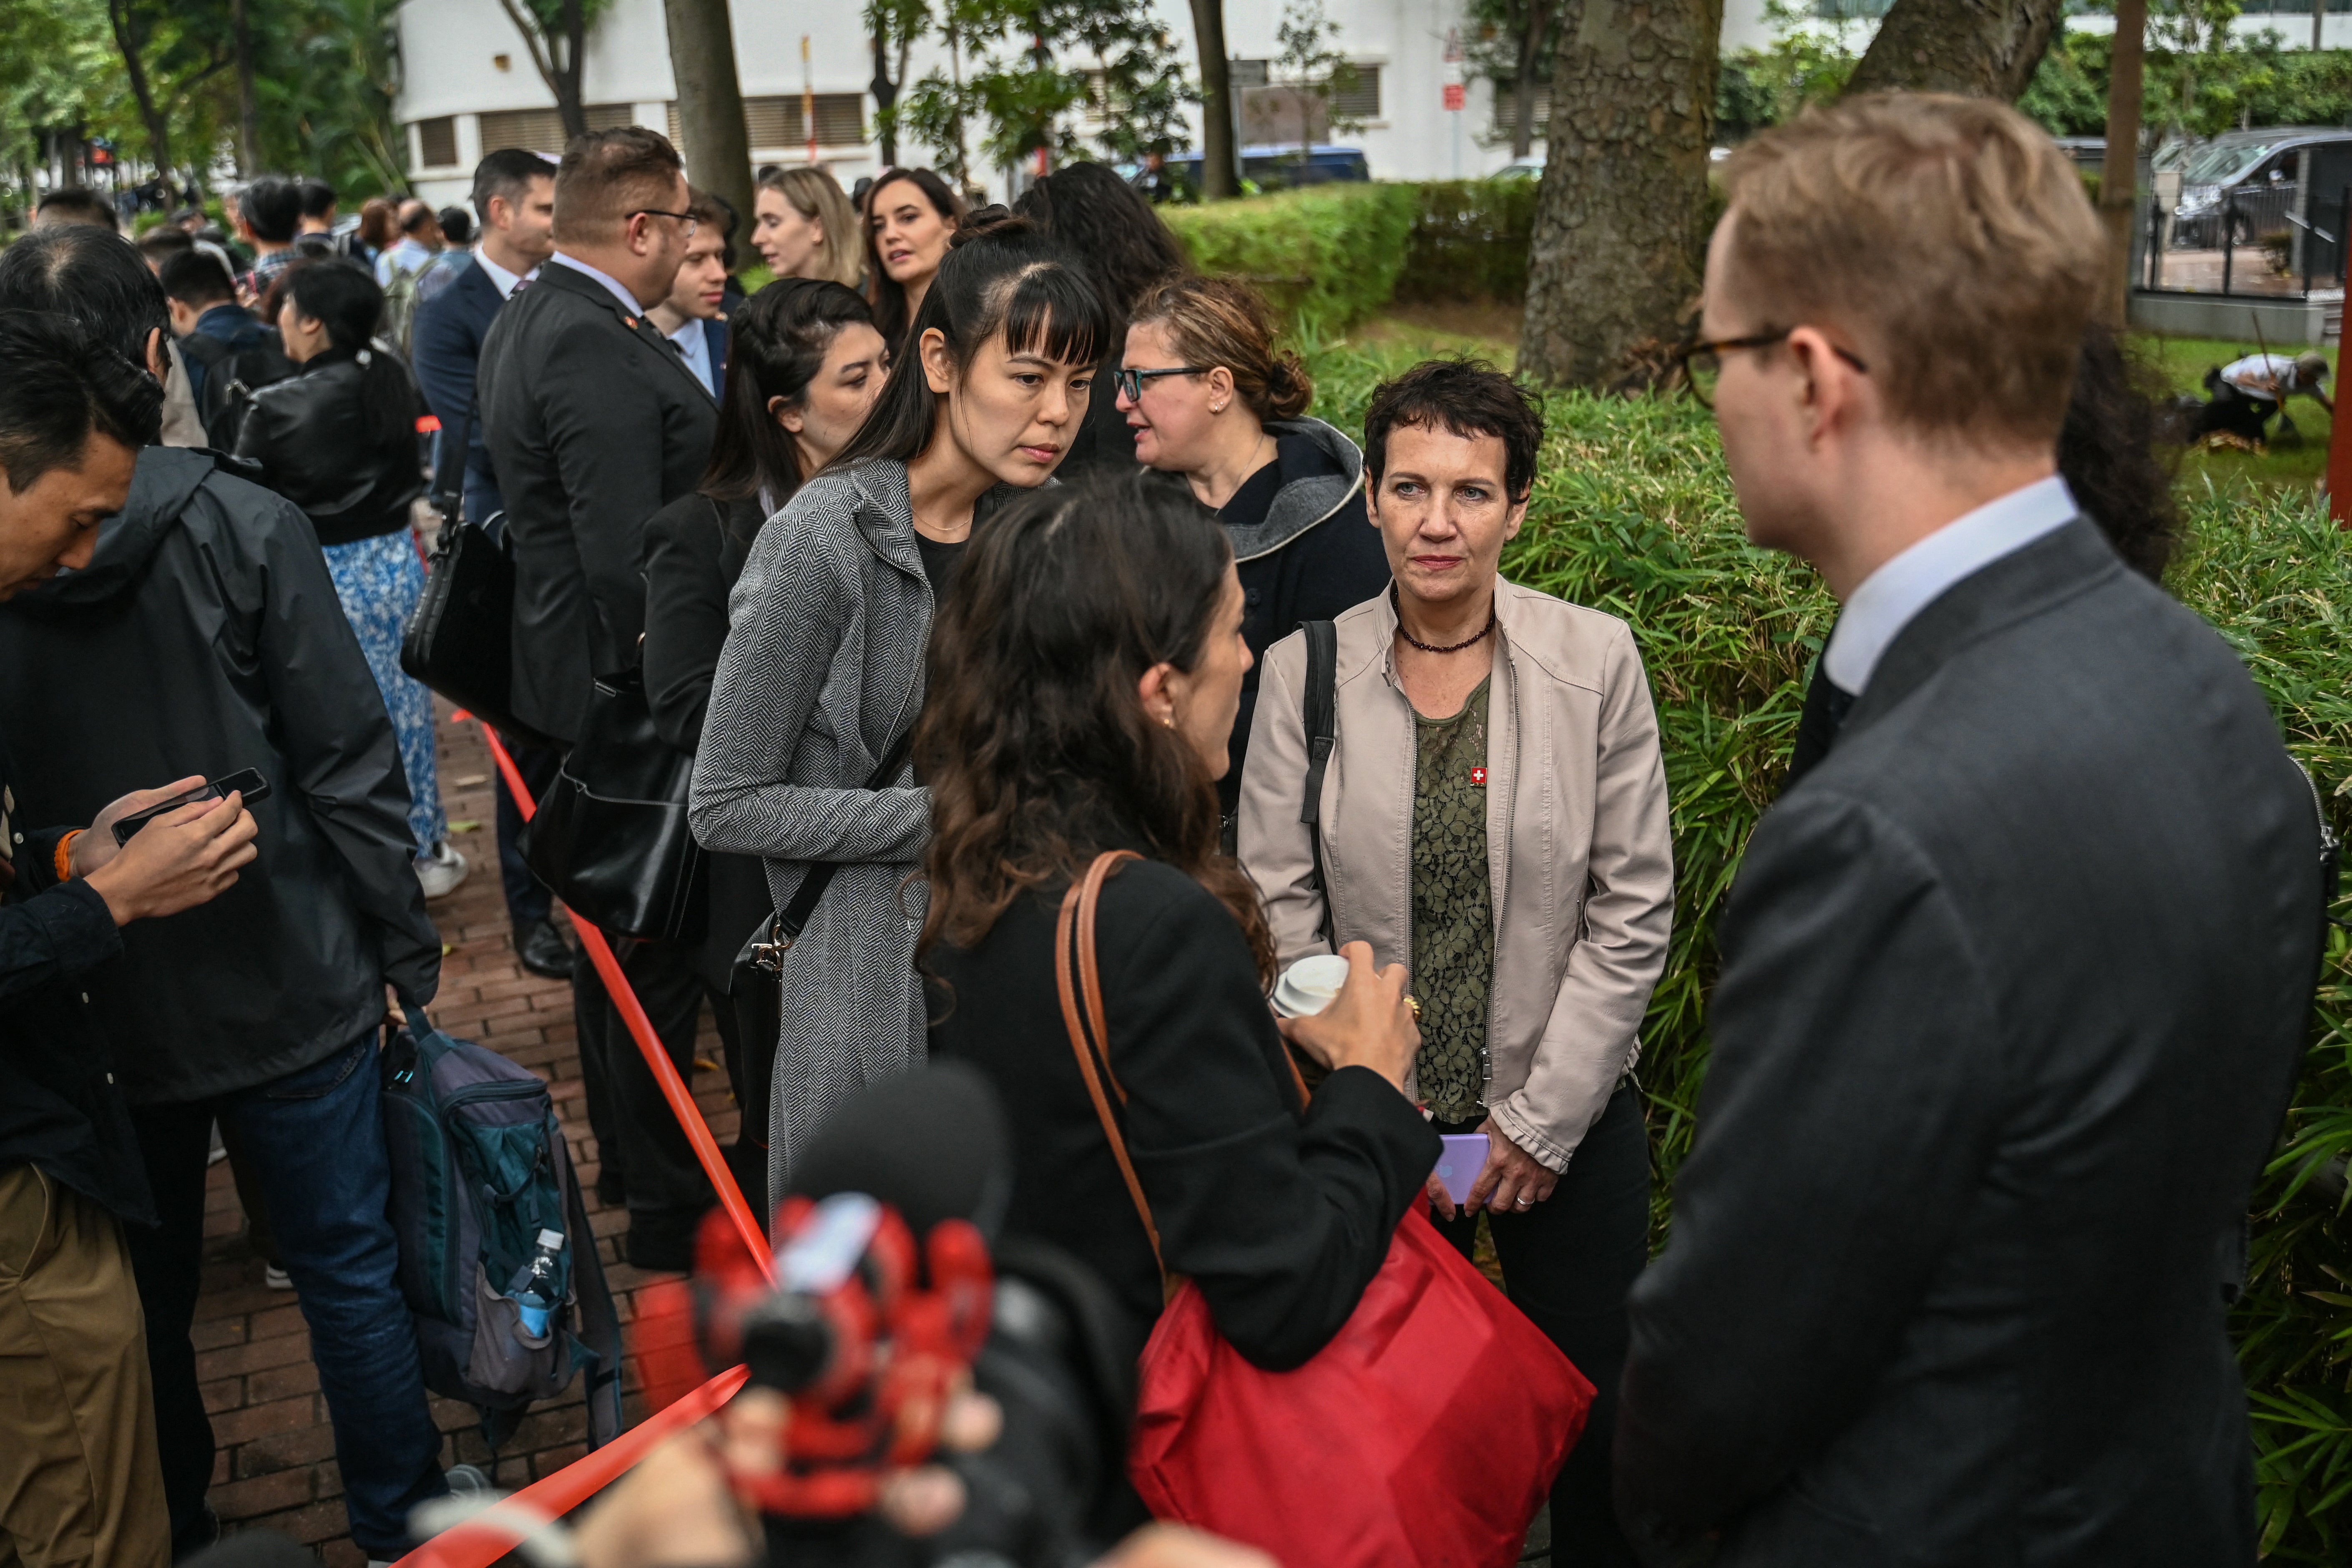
left=0, top=1163, right=168, bottom=1568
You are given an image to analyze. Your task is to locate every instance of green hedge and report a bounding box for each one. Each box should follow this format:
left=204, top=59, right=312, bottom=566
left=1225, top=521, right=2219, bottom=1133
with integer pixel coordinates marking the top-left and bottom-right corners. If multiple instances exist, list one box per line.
left=1395, top=179, right=1541, bottom=305
left=1302, top=333, right=2352, bottom=1561
left=1160, top=183, right=1420, bottom=332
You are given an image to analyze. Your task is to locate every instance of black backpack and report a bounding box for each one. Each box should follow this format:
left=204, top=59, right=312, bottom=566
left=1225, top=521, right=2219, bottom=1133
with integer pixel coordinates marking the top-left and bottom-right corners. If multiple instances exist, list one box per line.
left=178, top=326, right=297, bottom=452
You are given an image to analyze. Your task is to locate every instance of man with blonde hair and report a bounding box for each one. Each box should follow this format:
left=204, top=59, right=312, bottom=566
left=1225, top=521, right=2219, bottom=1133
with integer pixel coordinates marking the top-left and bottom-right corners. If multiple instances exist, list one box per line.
left=1615, top=94, right=2320, bottom=1565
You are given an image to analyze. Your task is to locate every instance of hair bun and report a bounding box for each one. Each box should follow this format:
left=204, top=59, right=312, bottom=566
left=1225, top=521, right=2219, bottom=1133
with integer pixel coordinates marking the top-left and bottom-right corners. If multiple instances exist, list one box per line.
left=950, top=204, right=1030, bottom=248
left=1266, top=349, right=1313, bottom=420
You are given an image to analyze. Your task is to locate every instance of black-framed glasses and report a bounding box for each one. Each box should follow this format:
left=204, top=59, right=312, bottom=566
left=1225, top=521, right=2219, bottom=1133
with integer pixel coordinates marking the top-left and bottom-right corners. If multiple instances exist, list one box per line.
left=1112, top=364, right=1210, bottom=402
left=1672, top=329, right=1869, bottom=409
left=630, top=207, right=700, bottom=238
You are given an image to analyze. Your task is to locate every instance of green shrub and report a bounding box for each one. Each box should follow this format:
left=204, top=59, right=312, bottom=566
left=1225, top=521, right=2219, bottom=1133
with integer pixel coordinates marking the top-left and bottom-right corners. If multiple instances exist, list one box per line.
left=1303, top=334, right=2352, bottom=1561
left=1396, top=179, right=1540, bottom=305
left=1161, top=183, right=1419, bottom=332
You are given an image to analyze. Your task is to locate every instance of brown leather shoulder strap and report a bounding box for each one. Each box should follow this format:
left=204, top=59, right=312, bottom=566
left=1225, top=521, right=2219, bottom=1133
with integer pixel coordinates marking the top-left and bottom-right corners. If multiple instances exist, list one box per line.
left=1055, top=850, right=1163, bottom=1285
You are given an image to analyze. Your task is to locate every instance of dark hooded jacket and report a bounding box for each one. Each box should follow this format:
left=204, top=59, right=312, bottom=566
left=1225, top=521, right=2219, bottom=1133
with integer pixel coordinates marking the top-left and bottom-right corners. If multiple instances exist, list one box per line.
left=0, top=446, right=440, bottom=1104
left=1216, top=416, right=1385, bottom=818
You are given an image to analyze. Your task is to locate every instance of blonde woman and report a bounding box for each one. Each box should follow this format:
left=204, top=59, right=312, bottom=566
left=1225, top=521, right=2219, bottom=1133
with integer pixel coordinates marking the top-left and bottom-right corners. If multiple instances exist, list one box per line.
left=751, top=167, right=862, bottom=288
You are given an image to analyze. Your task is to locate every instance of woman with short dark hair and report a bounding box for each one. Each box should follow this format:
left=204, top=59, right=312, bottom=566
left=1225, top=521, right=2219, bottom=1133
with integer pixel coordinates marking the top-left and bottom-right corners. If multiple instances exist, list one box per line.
left=922, top=472, right=1436, bottom=1368
left=234, top=258, right=463, bottom=899
left=691, top=210, right=1105, bottom=1199
left=1237, top=358, right=1675, bottom=1560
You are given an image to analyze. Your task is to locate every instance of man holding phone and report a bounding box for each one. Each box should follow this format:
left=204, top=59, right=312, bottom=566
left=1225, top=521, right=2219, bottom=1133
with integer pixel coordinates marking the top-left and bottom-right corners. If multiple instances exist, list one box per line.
left=0, top=309, right=259, bottom=1568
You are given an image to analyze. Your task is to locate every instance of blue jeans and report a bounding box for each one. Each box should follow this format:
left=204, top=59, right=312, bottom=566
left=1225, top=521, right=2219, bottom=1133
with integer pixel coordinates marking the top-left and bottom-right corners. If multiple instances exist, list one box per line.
left=127, top=1034, right=447, bottom=1558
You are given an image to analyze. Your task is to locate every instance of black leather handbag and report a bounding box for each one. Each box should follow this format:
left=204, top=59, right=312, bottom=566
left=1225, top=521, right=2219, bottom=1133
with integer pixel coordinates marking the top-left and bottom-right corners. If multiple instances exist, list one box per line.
left=520, top=670, right=708, bottom=942
left=399, top=395, right=546, bottom=746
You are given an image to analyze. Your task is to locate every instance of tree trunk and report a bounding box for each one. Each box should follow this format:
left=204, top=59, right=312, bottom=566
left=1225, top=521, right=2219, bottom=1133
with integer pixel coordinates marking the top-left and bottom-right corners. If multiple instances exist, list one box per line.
left=663, top=0, right=754, bottom=222
left=872, top=28, right=898, bottom=166
left=2095, top=0, right=2146, bottom=326
left=1189, top=0, right=1239, bottom=199
left=1846, top=0, right=2065, bottom=101
left=104, top=0, right=173, bottom=177
left=557, top=0, right=587, bottom=138
left=1510, top=0, right=1555, bottom=161
left=230, top=0, right=259, bottom=176
left=1518, top=0, right=1721, bottom=389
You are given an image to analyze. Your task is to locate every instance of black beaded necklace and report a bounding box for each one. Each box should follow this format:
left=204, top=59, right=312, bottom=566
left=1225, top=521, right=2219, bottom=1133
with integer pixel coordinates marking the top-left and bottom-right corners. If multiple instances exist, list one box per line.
left=1392, top=584, right=1496, bottom=655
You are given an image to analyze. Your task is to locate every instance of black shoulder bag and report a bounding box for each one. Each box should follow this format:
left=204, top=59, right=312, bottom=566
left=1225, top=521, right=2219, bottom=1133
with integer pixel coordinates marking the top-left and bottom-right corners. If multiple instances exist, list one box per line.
left=399, top=393, right=546, bottom=745
left=1299, top=619, right=1340, bottom=951
left=739, top=724, right=920, bottom=976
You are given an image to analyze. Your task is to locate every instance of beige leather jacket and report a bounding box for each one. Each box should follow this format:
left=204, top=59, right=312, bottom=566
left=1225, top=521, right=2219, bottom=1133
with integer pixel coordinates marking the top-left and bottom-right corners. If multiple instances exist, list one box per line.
left=1236, top=578, right=1674, bottom=1171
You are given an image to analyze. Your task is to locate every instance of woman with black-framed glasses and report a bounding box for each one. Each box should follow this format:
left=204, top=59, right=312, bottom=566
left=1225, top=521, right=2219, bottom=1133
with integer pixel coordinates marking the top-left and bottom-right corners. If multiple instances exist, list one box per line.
left=1119, top=274, right=1391, bottom=832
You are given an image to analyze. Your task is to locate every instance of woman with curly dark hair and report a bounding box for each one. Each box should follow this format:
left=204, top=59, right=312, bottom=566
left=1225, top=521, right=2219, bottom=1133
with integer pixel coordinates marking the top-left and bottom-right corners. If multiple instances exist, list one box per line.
left=920, top=471, right=1436, bottom=1370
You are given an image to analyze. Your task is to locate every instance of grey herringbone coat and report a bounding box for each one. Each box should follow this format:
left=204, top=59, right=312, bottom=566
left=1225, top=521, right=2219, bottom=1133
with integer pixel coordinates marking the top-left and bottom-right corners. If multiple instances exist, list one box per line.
left=689, top=460, right=937, bottom=1205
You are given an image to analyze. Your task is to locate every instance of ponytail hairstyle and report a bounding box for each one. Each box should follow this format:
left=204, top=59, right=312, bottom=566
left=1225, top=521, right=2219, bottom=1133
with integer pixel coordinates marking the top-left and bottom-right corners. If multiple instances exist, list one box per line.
left=758, top=166, right=864, bottom=289
left=1128, top=274, right=1311, bottom=423
left=699, top=277, right=877, bottom=510
left=916, top=469, right=1273, bottom=981
left=828, top=207, right=1110, bottom=472
left=862, top=167, right=965, bottom=346
left=2056, top=319, right=2182, bottom=584
left=276, top=257, right=418, bottom=460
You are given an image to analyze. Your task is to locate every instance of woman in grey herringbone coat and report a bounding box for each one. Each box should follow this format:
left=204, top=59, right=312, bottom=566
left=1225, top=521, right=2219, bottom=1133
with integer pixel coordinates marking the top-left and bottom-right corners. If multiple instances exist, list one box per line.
left=690, top=209, right=1109, bottom=1205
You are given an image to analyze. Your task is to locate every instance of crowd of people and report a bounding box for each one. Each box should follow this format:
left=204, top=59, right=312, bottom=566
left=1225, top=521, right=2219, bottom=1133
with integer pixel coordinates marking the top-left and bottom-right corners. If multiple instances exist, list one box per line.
left=0, top=89, right=2327, bottom=1568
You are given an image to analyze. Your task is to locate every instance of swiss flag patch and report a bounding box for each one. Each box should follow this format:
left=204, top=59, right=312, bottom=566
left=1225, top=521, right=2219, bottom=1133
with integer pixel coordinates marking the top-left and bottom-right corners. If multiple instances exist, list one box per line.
left=1470, top=767, right=1488, bottom=787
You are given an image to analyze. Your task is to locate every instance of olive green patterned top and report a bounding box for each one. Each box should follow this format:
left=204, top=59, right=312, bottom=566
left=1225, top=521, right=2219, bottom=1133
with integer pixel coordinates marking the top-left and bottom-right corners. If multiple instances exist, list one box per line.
left=1409, top=674, right=1494, bottom=1123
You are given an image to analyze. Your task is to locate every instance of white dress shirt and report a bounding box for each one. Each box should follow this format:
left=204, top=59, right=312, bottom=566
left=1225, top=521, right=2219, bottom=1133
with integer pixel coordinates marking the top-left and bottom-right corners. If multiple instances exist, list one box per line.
left=475, top=250, right=537, bottom=301
left=374, top=236, right=431, bottom=288
left=666, top=317, right=718, bottom=398
left=1822, top=474, right=2079, bottom=697
left=546, top=251, right=645, bottom=316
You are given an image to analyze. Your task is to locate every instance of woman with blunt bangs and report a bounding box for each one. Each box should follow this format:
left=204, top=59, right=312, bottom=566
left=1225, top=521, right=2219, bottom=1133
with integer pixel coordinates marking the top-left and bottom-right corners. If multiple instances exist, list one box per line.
left=690, top=209, right=1108, bottom=1198
left=642, top=277, right=886, bottom=1216
left=921, top=473, right=1437, bottom=1372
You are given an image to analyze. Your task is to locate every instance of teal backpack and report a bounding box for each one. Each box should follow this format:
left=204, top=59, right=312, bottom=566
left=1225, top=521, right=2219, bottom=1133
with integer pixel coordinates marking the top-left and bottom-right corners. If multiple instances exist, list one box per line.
left=380, top=1004, right=623, bottom=1450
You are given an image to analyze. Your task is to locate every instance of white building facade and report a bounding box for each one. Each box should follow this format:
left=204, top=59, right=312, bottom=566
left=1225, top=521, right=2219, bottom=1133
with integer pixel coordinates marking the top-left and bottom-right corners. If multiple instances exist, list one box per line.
left=392, top=0, right=1801, bottom=207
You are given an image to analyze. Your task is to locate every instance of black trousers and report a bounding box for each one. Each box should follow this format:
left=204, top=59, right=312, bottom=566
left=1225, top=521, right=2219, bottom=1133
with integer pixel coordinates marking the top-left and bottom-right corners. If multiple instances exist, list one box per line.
left=2191, top=382, right=2277, bottom=442
left=1434, top=1084, right=1650, bottom=1567
left=708, top=962, right=781, bottom=1225
left=493, top=730, right=556, bottom=934
left=570, top=934, right=719, bottom=1253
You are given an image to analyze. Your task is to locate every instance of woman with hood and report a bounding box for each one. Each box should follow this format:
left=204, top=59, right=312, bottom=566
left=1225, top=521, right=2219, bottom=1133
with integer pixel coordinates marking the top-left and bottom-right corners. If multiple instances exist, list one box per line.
left=1116, top=276, right=1390, bottom=827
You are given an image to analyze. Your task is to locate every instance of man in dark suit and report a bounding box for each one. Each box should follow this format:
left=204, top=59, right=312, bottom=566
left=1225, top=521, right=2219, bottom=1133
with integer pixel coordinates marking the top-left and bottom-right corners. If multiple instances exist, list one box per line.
left=1615, top=95, right=2323, bottom=1567
left=644, top=188, right=731, bottom=400
left=478, top=126, right=719, bottom=1269
left=410, top=147, right=570, bottom=980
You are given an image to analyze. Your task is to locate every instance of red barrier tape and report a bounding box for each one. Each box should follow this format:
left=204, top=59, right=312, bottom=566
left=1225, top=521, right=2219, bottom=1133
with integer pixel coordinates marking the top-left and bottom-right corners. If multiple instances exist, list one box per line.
left=385, top=714, right=776, bottom=1567
left=393, top=1365, right=750, bottom=1568
left=466, top=714, right=774, bottom=1280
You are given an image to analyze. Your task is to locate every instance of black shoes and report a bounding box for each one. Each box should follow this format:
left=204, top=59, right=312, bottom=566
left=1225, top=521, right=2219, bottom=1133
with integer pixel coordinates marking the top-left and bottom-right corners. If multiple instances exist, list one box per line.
left=513, top=918, right=573, bottom=980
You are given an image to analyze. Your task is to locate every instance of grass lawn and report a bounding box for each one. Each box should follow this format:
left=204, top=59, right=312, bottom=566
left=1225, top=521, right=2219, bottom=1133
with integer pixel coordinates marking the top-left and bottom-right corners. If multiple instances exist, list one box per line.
left=1331, top=307, right=2339, bottom=498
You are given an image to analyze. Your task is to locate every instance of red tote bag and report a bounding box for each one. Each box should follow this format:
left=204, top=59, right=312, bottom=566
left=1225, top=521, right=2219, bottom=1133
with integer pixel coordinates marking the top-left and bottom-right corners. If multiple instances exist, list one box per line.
left=1055, top=853, right=1596, bottom=1568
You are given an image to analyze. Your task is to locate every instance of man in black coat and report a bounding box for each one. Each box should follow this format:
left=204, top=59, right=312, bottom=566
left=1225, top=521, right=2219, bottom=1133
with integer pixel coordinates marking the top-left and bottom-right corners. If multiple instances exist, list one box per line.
left=0, top=226, right=455, bottom=1562
left=477, top=125, right=715, bottom=747
left=410, top=146, right=570, bottom=980
left=477, top=126, right=720, bottom=1269
left=1614, top=96, right=2322, bottom=1567
left=0, top=307, right=260, bottom=1568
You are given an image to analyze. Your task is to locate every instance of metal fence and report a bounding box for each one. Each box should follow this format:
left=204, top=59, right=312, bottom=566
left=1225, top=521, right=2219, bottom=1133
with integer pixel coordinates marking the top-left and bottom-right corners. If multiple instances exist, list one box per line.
left=2143, top=183, right=2349, bottom=300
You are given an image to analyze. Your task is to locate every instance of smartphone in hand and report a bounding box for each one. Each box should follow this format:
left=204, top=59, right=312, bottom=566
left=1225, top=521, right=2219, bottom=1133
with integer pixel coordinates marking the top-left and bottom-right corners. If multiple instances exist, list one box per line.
left=111, top=768, right=271, bottom=846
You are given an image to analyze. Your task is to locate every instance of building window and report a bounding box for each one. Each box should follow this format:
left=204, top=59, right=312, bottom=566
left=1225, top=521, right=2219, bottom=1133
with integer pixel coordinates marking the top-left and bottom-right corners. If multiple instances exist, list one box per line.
left=673, top=94, right=867, bottom=151
left=476, top=104, right=635, bottom=154
left=1229, top=58, right=1377, bottom=119
left=1810, top=0, right=1893, bottom=14
left=1490, top=86, right=1549, bottom=141
left=413, top=116, right=458, bottom=170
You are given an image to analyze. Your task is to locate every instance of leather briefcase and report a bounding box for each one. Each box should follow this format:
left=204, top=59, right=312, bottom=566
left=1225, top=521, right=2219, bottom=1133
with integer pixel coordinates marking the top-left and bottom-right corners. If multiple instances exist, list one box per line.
left=520, top=670, right=707, bottom=943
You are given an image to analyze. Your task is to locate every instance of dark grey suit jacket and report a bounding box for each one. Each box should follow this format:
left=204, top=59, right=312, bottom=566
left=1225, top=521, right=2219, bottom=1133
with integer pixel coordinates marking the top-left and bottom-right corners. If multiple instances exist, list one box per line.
left=1616, top=520, right=2321, bottom=1566
left=477, top=259, right=718, bottom=743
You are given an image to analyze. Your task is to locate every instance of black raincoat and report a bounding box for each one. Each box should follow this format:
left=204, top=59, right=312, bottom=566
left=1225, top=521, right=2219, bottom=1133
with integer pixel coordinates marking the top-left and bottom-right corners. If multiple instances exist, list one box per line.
left=0, top=446, right=440, bottom=1104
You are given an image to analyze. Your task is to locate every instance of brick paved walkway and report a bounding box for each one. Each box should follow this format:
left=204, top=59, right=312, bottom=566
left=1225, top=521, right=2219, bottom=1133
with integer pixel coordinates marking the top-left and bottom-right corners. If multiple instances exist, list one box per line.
left=193, top=702, right=737, bottom=1564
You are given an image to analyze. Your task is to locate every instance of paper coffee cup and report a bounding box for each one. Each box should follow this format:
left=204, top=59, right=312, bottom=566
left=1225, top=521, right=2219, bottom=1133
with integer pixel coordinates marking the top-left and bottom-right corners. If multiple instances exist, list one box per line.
left=1270, top=954, right=1352, bottom=1019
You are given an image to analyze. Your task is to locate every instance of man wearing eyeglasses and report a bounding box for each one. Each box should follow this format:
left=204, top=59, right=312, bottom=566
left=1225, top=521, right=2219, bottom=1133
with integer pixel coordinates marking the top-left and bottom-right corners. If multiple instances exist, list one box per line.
left=1616, top=95, right=2321, bottom=1567
left=477, top=125, right=721, bottom=1271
